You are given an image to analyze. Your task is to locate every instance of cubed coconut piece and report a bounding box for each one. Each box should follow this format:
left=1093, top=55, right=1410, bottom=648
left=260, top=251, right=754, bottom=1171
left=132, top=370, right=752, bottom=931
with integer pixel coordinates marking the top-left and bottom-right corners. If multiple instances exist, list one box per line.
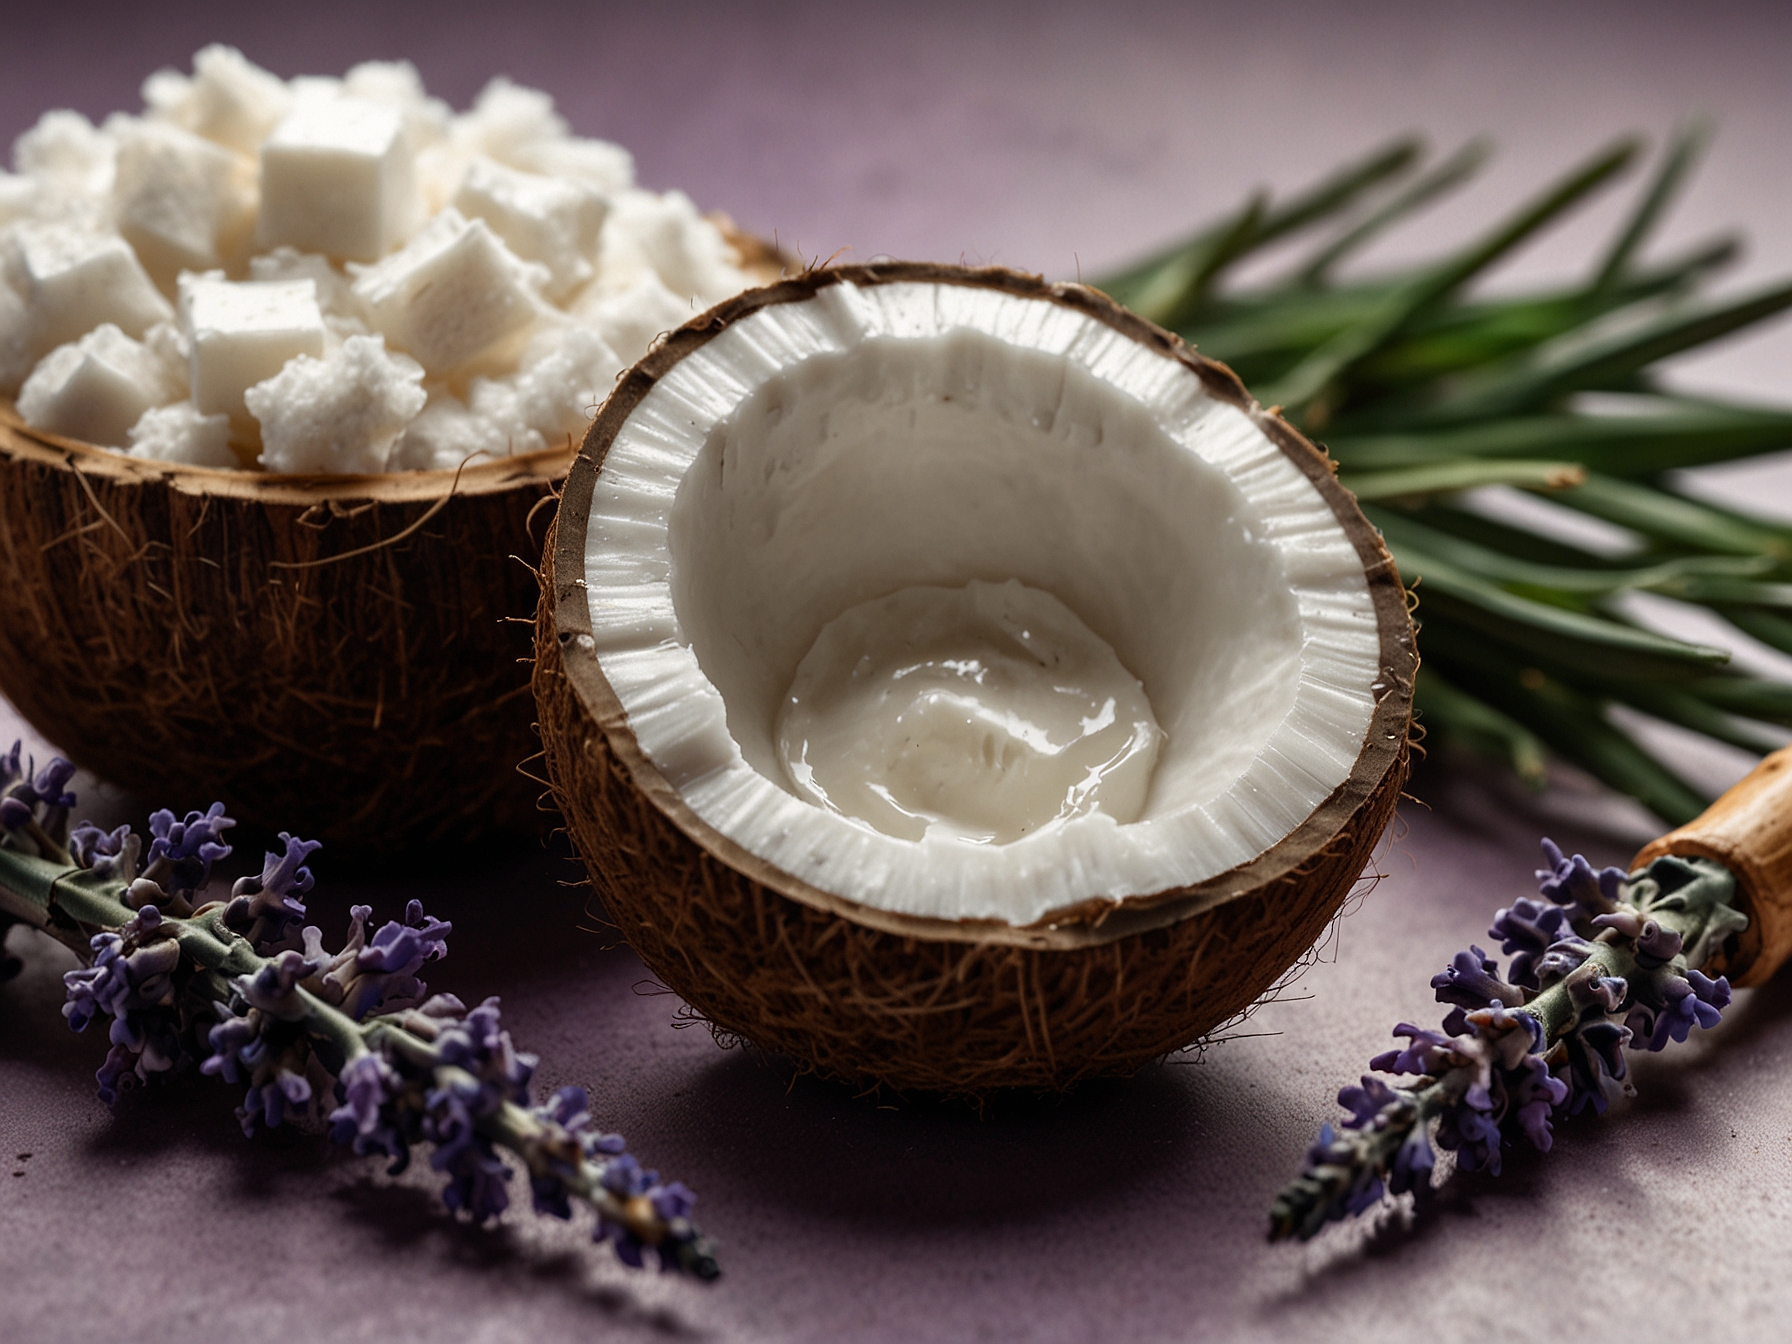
left=572, top=271, right=694, bottom=364
left=14, top=111, right=117, bottom=206
left=1, top=223, right=173, bottom=362
left=17, top=323, right=181, bottom=447
left=604, top=189, right=750, bottom=306
left=452, top=157, right=606, bottom=300
left=244, top=333, right=426, bottom=474
left=341, top=60, right=451, bottom=155
left=248, top=248, right=368, bottom=337
left=350, top=208, right=543, bottom=375
left=181, top=274, right=327, bottom=436
left=467, top=322, right=621, bottom=451
left=126, top=401, right=236, bottom=468
left=451, top=78, right=634, bottom=193
left=258, top=96, right=419, bottom=261
left=388, top=388, right=510, bottom=471
left=141, top=45, right=292, bottom=155
left=112, top=121, right=257, bottom=288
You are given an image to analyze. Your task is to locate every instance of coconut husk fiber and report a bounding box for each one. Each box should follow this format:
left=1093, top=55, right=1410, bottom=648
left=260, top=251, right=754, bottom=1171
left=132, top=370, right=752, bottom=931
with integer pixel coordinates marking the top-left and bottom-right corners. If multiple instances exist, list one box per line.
left=533, top=262, right=1416, bottom=1095
left=0, top=414, right=562, bottom=852
left=0, top=226, right=787, bottom=854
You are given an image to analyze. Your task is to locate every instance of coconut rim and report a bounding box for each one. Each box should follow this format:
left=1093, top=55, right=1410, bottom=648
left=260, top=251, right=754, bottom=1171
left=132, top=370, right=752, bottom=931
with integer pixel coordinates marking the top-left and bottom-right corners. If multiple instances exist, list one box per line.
left=548, top=260, right=1415, bottom=952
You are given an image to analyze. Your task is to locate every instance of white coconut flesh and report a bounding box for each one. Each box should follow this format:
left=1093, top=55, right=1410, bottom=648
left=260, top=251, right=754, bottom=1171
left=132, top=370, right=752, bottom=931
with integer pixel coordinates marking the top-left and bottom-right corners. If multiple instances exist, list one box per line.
left=583, top=279, right=1382, bottom=926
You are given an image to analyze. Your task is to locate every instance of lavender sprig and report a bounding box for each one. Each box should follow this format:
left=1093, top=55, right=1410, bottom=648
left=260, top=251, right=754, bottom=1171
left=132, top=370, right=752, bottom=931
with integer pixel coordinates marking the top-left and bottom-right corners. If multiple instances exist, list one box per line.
left=0, top=747, right=718, bottom=1280
left=1269, top=837, right=1748, bottom=1241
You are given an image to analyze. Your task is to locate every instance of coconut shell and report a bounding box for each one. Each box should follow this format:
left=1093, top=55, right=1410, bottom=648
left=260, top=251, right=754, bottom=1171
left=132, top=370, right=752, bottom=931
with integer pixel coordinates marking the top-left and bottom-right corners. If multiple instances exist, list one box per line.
left=534, top=262, right=1416, bottom=1094
left=0, top=226, right=788, bottom=853
left=1633, top=743, right=1792, bottom=987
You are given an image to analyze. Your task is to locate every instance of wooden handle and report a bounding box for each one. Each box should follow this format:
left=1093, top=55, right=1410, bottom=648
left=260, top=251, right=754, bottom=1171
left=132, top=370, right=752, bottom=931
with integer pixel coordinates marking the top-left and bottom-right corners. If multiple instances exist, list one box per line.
left=1633, top=744, right=1792, bottom=987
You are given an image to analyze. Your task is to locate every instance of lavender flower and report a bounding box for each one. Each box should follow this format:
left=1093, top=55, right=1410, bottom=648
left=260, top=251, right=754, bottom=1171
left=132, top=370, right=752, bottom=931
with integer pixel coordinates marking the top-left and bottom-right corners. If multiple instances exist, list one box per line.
left=1, top=762, right=719, bottom=1280
left=1430, top=946, right=1525, bottom=1013
left=61, top=906, right=188, bottom=1104
left=1535, top=839, right=1626, bottom=919
left=0, top=743, right=77, bottom=856
left=1488, top=896, right=1570, bottom=989
left=1271, top=838, right=1746, bottom=1242
left=222, top=833, right=318, bottom=953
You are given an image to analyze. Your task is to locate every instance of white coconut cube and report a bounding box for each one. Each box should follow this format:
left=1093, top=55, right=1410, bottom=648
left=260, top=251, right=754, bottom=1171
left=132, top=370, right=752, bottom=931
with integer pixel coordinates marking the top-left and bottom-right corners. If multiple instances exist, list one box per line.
left=141, top=44, right=292, bottom=155
left=351, top=209, right=542, bottom=375
left=17, top=323, right=179, bottom=447
left=182, top=275, right=327, bottom=433
left=126, top=401, right=235, bottom=468
left=3, top=223, right=173, bottom=360
left=258, top=97, right=418, bottom=261
left=452, top=158, right=606, bottom=300
left=245, top=334, right=426, bottom=474
left=112, top=121, right=257, bottom=288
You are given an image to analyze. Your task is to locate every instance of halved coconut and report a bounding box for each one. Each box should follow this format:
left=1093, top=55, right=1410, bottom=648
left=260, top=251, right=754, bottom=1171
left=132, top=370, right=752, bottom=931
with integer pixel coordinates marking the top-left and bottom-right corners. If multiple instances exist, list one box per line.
left=534, top=262, right=1414, bottom=1092
left=0, top=229, right=786, bottom=853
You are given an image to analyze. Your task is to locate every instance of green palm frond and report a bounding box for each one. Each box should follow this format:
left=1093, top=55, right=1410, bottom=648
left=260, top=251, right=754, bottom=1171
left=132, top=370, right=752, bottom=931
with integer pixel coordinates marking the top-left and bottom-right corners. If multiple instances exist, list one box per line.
left=1096, top=126, right=1792, bottom=822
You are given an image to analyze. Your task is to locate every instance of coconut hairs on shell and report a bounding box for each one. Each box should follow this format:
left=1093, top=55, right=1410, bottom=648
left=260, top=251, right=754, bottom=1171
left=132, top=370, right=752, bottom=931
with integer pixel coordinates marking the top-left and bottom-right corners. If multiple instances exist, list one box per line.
left=0, top=410, right=559, bottom=851
left=535, top=600, right=1408, bottom=1094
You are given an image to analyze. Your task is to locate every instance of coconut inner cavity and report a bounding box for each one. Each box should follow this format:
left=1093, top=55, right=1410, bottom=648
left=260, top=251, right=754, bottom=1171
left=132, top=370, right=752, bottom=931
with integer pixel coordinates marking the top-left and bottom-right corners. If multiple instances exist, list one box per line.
left=586, top=280, right=1381, bottom=924
left=777, top=579, right=1163, bottom=845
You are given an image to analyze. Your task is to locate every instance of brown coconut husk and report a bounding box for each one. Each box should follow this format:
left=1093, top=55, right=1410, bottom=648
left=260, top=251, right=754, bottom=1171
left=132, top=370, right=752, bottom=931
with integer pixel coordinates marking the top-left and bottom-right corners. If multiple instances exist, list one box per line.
left=534, top=262, right=1416, bottom=1094
left=0, top=226, right=788, bottom=854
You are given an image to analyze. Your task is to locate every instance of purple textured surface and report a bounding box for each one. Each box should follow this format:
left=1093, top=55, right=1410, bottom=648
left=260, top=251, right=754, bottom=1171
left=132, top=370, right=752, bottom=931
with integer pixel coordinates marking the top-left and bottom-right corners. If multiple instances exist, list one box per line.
left=5, top=3, right=1792, bottom=1340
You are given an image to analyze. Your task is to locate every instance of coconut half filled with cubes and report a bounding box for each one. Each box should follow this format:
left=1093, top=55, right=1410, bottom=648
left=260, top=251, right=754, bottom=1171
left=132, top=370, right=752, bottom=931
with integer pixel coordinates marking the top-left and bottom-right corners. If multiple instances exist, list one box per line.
left=534, top=263, right=1415, bottom=1092
left=0, top=48, right=781, bottom=848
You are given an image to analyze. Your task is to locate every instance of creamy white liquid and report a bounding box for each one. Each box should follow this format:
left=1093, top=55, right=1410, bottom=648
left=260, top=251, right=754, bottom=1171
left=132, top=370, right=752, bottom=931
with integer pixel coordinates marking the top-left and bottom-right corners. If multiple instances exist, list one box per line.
left=776, top=579, right=1163, bottom=844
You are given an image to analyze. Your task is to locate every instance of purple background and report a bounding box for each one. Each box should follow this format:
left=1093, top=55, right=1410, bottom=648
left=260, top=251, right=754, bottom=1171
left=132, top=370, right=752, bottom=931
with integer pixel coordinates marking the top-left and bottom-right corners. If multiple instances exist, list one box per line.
left=5, top=3, right=1792, bottom=1340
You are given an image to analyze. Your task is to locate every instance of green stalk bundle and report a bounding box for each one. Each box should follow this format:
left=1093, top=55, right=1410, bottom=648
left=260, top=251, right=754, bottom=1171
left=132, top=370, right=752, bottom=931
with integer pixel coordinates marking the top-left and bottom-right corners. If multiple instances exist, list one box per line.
left=1098, top=126, right=1792, bottom=822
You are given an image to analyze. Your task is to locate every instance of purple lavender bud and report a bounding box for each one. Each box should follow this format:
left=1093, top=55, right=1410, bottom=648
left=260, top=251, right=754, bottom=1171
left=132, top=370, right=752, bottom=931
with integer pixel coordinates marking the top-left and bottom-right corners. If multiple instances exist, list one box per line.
left=1370, top=1023, right=1458, bottom=1077
left=239, top=950, right=323, bottom=1017
left=69, top=821, right=131, bottom=871
left=0, top=740, right=20, bottom=787
left=1536, top=839, right=1626, bottom=917
left=223, top=833, right=316, bottom=955
left=1431, top=945, right=1527, bottom=1011
left=1387, top=1127, right=1435, bottom=1196
left=1644, top=970, right=1730, bottom=1050
left=331, top=901, right=454, bottom=1019
left=1337, top=1075, right=1402, bottom=1130
left=0, top=797, right=33, bottom=831
left=1489, top=897, right=1570, bottom=988
left=649, top=1181, right=696, bottom=1222
left=539, top=1085, right=589, bottom=1130
left=201, top=1009, right=259, bottom=1084
left=144, top=803, right=235, bottom=898
left=424, top=1080, right=512, bottom=1223
left=601, top=1152, right=652, bottom=1198
left=29, top=758, right=76, bottom=809
left=1510, top=1054, right=1568, bottom=1152
left=327, top=1054, right=410, bottom=1169
left=1435, top=1095, right=1503, bottom=1175
left=95, top=1043, right=135, bottom=1107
